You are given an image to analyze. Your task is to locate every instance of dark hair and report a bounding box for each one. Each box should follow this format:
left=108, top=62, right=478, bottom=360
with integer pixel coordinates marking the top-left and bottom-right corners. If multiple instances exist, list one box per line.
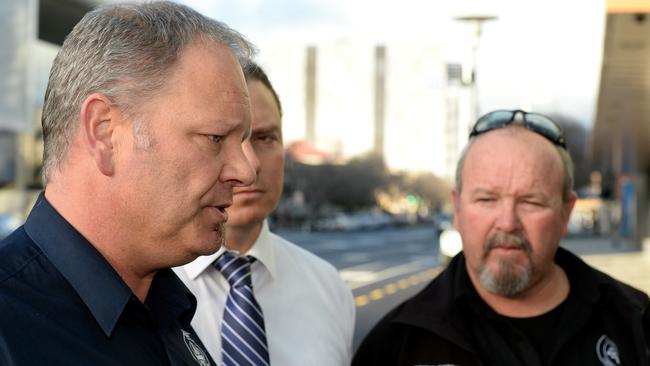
left=244, top=62, right=282, bottom=116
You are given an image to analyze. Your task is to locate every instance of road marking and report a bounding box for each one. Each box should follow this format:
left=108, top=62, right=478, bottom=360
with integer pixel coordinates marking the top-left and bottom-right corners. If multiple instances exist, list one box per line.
left=341, top=260, right=435, bottom=290
left=354, top=267, right=442, bottom=308
left=384, top=283, right=397, bottom=294
left=355, top=295, right=369, bottom=307
left=408, top=274, right=420, bottom=285
left=370, top=289, right=384, bottom=300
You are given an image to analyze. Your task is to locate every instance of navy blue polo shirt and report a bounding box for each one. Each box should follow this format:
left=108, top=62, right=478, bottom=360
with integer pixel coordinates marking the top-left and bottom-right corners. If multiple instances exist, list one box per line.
left=0, top=194, right=214, bottom=365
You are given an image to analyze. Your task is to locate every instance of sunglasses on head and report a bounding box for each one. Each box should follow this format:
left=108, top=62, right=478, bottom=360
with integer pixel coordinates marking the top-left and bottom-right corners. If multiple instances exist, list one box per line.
left=469, top=109, right=566, bottom=149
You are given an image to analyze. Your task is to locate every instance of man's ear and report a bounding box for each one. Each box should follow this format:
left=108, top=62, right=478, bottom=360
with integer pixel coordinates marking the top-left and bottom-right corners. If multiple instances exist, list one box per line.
left=79, top=93, right=118, bottom=176
left=561, top=191, right=578, bottom=236
left=451, top=188, right=460, bottom=230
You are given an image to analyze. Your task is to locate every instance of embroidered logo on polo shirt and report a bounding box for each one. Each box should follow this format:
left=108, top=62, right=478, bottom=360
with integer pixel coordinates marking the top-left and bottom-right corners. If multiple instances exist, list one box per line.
left=596, top=334, right=620, bottom=366
left=182, top=330, right=211, bottom=366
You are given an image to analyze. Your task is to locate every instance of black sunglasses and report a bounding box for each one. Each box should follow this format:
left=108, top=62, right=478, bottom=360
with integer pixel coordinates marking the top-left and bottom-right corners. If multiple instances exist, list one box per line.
left=469, top=109, right=566, bottom=149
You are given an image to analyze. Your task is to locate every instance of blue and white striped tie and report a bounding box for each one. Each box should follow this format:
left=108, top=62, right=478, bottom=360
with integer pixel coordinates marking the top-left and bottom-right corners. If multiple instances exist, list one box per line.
left=213, top=252, right=270, bottom=366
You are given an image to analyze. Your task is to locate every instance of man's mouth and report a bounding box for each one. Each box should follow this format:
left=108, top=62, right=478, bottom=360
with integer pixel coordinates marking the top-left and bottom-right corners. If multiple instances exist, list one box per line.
left=209, top=202, right=231, bottom=222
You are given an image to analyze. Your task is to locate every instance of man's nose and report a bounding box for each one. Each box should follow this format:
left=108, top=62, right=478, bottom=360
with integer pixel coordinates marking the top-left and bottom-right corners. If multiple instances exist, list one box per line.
left=221, top=142, right=257, bottom=187
left=495, top=200, right=520, bottom=233
left=242, top=140, right=261, bottom=176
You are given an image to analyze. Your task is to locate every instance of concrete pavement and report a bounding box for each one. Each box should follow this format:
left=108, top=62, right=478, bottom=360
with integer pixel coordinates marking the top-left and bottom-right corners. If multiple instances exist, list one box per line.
left=561, top=235, right=650, bottom=295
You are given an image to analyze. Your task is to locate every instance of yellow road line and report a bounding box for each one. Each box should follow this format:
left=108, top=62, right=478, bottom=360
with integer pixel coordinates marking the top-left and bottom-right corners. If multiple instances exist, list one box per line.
left=370, top=289, right=384, bottom=300
left=355, top=295, right=369, bottom=307
left=408, top=274, right=420, bottom=285
left=354, top=267, right=441, bottom=307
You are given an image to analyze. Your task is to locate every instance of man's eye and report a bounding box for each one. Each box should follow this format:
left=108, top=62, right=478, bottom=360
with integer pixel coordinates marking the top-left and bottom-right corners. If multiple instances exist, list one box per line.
left=207, top=135, right=223, bottom=143
left=523, top=200, right=542, bottom=207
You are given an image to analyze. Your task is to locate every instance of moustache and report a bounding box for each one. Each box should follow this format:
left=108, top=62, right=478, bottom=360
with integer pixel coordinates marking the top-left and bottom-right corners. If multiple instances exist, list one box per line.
left=483, top=233, right=532, bottom=257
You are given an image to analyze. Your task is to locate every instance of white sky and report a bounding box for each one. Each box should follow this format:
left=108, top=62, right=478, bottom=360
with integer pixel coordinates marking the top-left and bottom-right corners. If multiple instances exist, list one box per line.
left=180, top=0, right=607, bottom=126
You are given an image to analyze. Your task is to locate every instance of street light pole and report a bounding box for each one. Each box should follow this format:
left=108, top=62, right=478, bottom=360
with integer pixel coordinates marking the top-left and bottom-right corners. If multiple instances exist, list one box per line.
left=453, top=14, right=497, bottom=133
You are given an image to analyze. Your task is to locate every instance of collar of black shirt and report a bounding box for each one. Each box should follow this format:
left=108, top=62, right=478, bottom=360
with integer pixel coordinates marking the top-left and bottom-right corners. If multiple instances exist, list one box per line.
left=24, top=193, right=197, bottom=336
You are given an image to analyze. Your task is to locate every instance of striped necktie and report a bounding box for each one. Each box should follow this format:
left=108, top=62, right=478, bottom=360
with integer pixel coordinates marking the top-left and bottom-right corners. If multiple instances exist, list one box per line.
left=213, top=252, right=270, bottom=366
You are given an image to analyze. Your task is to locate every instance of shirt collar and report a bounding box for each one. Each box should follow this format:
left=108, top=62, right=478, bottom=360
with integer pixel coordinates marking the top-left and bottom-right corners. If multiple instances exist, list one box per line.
left=555, top=246, right=600, bottom=304
left=247, top=220, right=277, bottom=279
left=457, top=247, right=603, bottom=317
left=146, top=268, right=198, bottom=331
left=24, top=193, right=132, bottom=337
left=182, top=220, right=277, bottom=280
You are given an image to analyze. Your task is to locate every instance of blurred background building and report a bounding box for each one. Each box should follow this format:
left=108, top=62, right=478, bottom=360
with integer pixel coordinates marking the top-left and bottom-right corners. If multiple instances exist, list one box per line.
left=592, top=0, right=650, bottom=248
left=0, top=0, right=98, bottom=224
left=2, top=0, right=650, bottom=249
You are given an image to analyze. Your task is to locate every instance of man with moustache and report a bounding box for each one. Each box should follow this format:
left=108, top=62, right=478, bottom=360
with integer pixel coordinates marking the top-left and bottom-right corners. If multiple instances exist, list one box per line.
left=176, top=63, right=355, bottom=366
left=353, top=110, right=650, bottom=365
left=0, top=2, right=256, bottom=364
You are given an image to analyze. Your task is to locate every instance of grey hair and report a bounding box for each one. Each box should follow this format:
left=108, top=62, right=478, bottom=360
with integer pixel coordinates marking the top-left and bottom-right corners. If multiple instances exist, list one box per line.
left=41, top=1, right=256, bottom=183
left=454, top=130, right=575, bottom=204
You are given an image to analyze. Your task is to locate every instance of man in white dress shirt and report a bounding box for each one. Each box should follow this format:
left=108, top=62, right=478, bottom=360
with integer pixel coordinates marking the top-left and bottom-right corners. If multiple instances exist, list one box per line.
left=176, top=63, right=355, bottom=366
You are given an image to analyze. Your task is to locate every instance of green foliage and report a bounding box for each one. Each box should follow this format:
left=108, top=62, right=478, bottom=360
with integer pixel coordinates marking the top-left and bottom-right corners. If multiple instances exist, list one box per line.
left=284, top=153, right=387, bottom=212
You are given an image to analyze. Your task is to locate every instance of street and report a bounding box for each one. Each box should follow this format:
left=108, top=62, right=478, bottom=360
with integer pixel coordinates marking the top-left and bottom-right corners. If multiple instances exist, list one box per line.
left=276, top=225, right=650, bottom=352
left=276, top=224, right=440, bottom=350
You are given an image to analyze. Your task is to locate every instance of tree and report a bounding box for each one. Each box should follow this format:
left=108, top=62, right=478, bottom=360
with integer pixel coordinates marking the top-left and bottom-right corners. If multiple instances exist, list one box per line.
left=408, top=173, right=450, bottom=208
left=283, top=153, right=388, bottom=214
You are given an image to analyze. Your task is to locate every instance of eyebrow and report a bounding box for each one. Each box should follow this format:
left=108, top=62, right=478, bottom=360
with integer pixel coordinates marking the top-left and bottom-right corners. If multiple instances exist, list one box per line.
left=519, top=192, right=550, bottom=201
left=469, top=188, right=495, bottom=196
left=252, top=125, right=281, bottom=135
left=469, top=188, right=550, bottom=200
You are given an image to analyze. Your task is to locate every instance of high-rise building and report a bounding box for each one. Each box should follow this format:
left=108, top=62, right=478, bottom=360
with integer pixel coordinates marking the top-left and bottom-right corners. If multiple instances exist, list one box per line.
left=258, top=39, right=472, bottom=179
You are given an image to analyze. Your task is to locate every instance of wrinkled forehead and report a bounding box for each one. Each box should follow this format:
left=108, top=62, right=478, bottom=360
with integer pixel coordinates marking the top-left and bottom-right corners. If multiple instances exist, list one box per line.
left=247, top=80, right=281, bottom=121
left=469, top=126, right=561, bottom=159
left=463, top=127, right=565, bottom=188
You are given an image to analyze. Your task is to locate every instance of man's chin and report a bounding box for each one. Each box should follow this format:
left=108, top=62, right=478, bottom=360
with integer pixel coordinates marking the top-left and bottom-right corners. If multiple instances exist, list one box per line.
left=479, top=260, right=532, bottom=297
left=211, top=224, right=226, bottom=248
left=193, top=225, right=226, bottom=255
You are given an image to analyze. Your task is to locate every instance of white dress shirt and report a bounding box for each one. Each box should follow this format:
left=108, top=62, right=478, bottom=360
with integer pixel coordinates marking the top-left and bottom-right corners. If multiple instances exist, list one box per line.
left=175, top=221, right=355, bottom=366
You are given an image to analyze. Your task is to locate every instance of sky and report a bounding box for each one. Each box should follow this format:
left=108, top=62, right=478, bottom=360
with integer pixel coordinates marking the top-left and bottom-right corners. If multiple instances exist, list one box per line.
left=180, top=0, right=608, bottom=127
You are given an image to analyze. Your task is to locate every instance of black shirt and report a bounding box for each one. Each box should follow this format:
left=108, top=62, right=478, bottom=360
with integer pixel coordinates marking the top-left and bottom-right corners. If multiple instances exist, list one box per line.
left=504, top=300, right=566, bottom=365
left=0, top=194, right=214, bottom=365
left=352, top=248, right=650, bottom=366
left=459, top=250, right=625, bottom=366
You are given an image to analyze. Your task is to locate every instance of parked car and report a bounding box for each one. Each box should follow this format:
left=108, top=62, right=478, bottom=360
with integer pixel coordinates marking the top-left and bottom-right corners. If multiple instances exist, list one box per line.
left=312, top=210, right=392, bottom=232
left=433, top=213, right=454, bottom=236
left=438, top=228, right=462, bottom=265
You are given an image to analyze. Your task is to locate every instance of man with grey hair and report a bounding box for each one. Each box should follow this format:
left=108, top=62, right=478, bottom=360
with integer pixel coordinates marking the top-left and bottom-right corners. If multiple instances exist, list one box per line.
left=0, top=2, right=256, bottom=364
left=353, top=110, right=650, bottom=365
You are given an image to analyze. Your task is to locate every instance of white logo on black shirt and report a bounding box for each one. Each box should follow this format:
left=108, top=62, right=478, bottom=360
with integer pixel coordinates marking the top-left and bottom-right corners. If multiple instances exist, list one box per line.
left=182, top=330, right=211, bottom=366
left=596, top=334, right=620, bottom=366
